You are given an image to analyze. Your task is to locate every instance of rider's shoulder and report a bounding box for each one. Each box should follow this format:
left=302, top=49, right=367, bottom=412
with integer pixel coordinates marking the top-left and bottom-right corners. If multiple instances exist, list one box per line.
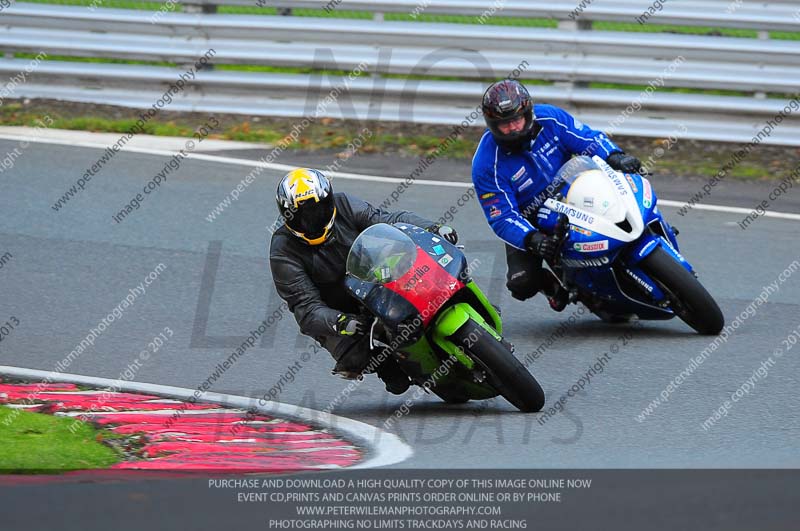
left=332, top=191, right=351, bottom=207
left=533, top=103, right=569, bottom=120
left=472, top=129, right=498, bottom=164
left=333, top=191, right=368, bottom=215
left=269, top=227, right=294, bottom=256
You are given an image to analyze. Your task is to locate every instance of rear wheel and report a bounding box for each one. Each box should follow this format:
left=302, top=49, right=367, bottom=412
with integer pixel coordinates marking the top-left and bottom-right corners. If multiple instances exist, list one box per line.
left=641, top=245, right=724, bottom=335
left=451, top=320, right=544, bottom=412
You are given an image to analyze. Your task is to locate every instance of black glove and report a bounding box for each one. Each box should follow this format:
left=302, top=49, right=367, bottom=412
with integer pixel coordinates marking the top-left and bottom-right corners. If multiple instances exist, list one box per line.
left=607, top=151, right=642, bottom=174
left=428, top=224, right=458, bottom=245
left=526, top=231, right=559, bottom=263
left=335, top=313, right=368, bottom=337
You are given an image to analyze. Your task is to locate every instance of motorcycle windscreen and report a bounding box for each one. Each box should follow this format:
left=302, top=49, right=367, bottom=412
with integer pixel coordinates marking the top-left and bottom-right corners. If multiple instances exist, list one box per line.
left=346, top=223, right=463, bottom=325
left=384, top=249, right=464, bottom=326
left=346, top=223, right=418, bottom=284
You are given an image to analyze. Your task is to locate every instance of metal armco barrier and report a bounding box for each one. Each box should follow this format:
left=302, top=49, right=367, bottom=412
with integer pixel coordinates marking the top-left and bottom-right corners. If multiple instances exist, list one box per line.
left=1, top=2, right=799, bottom=145
left=127, top=0, right=800, bottom=32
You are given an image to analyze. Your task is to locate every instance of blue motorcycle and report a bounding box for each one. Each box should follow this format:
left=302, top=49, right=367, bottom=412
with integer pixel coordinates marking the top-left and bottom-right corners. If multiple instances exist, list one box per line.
left=535, top=156, right=724, bottom=335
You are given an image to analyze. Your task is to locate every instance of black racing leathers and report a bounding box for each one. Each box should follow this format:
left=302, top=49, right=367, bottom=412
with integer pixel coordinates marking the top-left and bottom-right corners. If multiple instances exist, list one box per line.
left=269, top=192, right=435, bottom=362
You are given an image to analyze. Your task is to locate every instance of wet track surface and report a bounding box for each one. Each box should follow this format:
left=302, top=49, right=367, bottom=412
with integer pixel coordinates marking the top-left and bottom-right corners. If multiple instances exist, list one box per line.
left=1, top=138, right=799, bottom=470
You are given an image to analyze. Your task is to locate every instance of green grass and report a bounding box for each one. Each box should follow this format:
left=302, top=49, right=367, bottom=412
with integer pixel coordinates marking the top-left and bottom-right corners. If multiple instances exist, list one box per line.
left=594, top=21, right=759, bottom=38
left=0, top=405, right=121, bottom=473
left=0, top=104, right=195, bottom=136
left=22, top=0, right=172, bottom=9
left=0, top=100, right=483, bottom=157
left=0, top=102, right=359, bottom=151
left=384, top=13, right=557, bottom=27
left=649, top=157, right=772, bottom=181
left=4, top=99, right=796, bottom=183
left=587, top=82, right=750, bottom=98
left=771, top=31, right=800, bottom=41
left=14, top=52, right=178, bottom=68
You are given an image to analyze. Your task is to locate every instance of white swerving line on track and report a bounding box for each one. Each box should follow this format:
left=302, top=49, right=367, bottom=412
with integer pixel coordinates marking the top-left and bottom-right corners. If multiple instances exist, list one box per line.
left=657, top=199, right=800, bottom=221
left=2, top=131, right=800, bottom=222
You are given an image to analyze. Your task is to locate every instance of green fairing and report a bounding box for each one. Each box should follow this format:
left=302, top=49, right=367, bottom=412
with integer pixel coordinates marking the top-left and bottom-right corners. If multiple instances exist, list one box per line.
left=465, top=280, right=502, bottom=334
left=430, top=302, right=501, bottom=369
left=400, top=333, right=497, bottom=401
left=391, top=281, right=505, bottom=401
left=401, top=336, right=442, bottom=375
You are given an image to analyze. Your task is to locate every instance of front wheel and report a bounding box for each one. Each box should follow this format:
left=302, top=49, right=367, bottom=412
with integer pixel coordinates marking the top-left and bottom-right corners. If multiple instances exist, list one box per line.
left=641, top=245, right=724, bottom=335
left=451, top=320, right=544, bottom=412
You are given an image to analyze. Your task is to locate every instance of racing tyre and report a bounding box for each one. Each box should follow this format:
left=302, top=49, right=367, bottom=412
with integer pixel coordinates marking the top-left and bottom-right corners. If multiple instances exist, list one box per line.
left=452, top=320, right=544, bottom=412
left=641, top=245, right=724, bottom=335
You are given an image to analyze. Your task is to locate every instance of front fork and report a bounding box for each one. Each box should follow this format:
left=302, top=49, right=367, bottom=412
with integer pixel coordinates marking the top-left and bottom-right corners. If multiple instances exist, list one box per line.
left=552, top=226, right=687, bottom=309
left=621, top=226, right=693, bottom=305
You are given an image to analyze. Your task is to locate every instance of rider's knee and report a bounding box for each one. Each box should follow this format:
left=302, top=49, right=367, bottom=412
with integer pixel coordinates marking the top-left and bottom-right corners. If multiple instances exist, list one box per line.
left=507, top=271, right=541, bottom=301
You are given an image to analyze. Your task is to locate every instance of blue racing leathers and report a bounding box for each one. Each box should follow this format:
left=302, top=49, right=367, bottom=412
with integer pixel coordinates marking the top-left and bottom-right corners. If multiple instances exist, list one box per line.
left=471, top=104, right=621, bottom=250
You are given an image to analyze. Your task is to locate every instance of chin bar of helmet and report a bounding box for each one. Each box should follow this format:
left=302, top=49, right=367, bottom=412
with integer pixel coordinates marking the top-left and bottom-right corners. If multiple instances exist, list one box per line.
left=286, top=207, right=337, bottom=245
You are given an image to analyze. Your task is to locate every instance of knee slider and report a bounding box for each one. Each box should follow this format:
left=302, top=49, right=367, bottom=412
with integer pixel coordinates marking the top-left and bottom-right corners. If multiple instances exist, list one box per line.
left=507, top=271, right=539, bottom=301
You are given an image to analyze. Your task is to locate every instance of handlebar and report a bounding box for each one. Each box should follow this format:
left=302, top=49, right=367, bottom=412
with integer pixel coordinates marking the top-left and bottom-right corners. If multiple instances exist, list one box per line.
left=552, top=212, right=570, bottom=242
left=548, top=212, right=570, bottom=268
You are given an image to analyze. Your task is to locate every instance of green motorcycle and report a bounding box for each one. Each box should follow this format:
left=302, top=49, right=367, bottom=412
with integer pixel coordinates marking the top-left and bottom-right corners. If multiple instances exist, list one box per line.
left=345, top=223, right=544, bottom=412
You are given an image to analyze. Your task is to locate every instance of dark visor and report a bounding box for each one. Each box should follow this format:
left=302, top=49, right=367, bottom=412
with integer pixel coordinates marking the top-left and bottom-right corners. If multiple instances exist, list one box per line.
left=291, top=195, right=334, bottom=238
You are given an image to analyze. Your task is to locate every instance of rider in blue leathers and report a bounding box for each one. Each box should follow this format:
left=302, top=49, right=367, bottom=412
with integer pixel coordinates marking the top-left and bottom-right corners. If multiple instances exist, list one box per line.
left=472, top=80, right=642, bottom=309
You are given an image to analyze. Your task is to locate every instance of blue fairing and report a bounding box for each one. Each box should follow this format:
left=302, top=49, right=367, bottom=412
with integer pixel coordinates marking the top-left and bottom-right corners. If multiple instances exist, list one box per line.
left=625, top=174, right=692, bottom=274
left=543, top=169, right=695, bottom=320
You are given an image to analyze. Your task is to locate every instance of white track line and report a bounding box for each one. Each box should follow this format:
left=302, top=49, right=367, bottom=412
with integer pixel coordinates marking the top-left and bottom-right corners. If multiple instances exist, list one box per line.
left=2, top=132, right=799, bottom=221
left=0, top=365, right=412, bottom=470
left=659, top=199, right=800, bottom=221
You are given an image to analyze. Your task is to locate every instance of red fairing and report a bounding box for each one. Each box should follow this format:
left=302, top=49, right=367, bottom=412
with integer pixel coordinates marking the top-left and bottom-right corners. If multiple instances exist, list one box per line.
left=384, top=246, right=463, bottom=325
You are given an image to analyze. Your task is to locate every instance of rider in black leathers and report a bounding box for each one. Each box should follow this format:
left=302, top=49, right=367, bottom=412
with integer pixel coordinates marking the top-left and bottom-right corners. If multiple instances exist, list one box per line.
left=269, top=168, right=458, bottom=395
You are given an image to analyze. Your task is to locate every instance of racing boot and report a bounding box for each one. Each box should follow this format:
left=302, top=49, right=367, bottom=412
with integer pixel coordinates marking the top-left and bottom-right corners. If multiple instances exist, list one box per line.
left=376, top=356, right=411, bottom=395
left=542, top=269, right=569, bottom=312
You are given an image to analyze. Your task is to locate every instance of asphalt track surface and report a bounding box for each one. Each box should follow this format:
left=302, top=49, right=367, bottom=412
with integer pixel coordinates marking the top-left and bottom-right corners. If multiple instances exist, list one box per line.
left=1, top=137, right=799, bottom=472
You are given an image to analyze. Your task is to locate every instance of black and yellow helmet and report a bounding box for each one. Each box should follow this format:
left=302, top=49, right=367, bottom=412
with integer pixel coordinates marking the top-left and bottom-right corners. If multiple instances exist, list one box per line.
left=276, top=168, right=336, bottom=245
